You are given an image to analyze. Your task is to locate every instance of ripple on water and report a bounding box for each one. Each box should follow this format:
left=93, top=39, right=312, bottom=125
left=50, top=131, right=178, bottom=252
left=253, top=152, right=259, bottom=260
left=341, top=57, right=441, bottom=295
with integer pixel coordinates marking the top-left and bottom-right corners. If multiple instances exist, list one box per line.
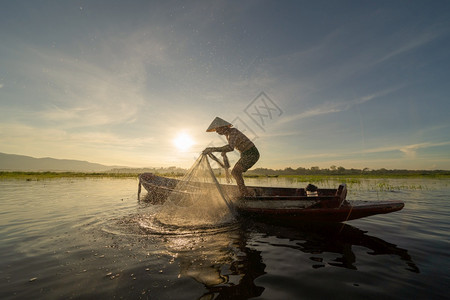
left=101, top=207, right=239, bottom=239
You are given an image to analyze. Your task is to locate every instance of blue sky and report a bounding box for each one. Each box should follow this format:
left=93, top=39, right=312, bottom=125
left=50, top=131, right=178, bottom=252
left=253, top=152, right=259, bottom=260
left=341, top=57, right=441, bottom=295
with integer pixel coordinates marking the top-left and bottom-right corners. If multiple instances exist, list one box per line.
left=1, top=1, right=449, bottom=170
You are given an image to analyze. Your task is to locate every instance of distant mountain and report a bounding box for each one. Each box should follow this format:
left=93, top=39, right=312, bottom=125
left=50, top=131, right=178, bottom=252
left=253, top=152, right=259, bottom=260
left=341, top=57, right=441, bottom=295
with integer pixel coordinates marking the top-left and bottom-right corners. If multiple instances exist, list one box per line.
left=0, top=152, right=119, bottom=172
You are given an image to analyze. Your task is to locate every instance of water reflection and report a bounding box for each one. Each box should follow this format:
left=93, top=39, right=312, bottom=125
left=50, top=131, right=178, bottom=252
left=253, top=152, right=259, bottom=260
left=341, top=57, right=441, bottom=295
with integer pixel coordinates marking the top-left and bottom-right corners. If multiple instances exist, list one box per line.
left=138, top=221, right=266, bottom=299
left=245, top=221, right=419, bottom=273
left=177, top=242, right=266, bottom=299
left=135, top=216, right=418, bottom=299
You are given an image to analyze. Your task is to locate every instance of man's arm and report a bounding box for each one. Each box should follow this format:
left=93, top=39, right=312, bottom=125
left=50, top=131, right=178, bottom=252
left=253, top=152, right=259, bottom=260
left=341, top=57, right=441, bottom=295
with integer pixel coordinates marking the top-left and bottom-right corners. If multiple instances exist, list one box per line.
left=203, top=145, right=233, bottom=154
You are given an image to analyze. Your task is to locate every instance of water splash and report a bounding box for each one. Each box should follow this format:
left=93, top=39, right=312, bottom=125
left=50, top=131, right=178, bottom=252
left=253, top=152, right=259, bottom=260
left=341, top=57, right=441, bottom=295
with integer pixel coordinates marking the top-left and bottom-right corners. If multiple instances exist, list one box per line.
left=147, top=155, right=236, bottom=228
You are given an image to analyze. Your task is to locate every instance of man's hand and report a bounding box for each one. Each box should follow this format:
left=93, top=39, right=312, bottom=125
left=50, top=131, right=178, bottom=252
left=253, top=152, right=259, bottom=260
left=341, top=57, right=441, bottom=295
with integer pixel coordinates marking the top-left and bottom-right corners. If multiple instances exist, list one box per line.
left=202, top=147, right=213, bottom=155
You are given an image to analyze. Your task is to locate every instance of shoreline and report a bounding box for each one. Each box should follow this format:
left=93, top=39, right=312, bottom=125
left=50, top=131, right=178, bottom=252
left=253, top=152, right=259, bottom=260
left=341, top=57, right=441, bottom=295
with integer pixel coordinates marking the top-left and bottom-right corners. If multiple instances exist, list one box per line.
left=1, top=171, right=449, bottom=181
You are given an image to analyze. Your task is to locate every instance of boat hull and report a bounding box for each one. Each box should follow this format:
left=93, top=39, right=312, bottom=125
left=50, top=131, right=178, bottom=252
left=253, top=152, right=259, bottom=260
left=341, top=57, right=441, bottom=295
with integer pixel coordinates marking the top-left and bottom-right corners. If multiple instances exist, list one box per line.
left=138, top=173, right=404, bottom=222
left=236, top=201, right=404, bottom=223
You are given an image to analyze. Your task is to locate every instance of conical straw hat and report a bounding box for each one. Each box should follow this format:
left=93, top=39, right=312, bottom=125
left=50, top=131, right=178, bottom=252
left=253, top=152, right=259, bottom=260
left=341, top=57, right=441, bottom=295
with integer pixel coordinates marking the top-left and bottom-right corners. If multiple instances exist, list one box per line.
left=206, top=117, right=232, bottom=132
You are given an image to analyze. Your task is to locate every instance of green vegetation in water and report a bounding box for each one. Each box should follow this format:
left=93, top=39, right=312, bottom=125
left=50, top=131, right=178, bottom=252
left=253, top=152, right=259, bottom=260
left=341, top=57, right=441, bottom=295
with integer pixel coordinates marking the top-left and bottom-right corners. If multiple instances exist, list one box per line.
left=1, top=171, right=445, bottom=191
left=0, top=171, right=189, bottom=181
left=241, top=174, right=439, bottom=191
left=0, top=171, right=140, bottom=181
left=243, top=173, right=450, bottom=181
left=4, top=165, right=449, bottom=182
left=374, top=181, right=426, bottom=191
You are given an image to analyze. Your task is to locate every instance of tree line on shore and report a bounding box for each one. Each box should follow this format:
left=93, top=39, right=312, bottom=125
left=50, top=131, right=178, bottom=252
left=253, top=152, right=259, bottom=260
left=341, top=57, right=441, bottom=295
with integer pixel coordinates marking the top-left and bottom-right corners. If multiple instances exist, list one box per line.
left=109, top=166, right=450, bottom=176
left=245, top=166, right=449, bottom=176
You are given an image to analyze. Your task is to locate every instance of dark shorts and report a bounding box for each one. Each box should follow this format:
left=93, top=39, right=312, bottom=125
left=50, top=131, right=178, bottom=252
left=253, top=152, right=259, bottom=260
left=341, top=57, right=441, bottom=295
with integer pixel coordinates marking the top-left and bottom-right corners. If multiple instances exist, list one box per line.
left=236, top=146, right=260, bottom=172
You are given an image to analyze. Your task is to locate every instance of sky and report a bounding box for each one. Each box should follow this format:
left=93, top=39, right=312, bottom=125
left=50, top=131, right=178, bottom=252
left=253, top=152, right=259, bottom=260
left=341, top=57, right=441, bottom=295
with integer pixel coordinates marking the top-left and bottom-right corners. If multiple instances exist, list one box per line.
left=1, top=0, right=450, bottom=170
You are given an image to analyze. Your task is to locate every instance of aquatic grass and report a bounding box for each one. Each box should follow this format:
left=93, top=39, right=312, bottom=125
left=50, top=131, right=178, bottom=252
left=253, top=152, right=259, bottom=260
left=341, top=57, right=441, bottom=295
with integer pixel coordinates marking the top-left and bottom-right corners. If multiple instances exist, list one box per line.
left=0, top=172, right=443, bottom=191
left=251, top=174, right=363, bottom=184
left=373, top=182, right=426, bottom=191
left=0, top=171, right=190, bottom=181
left=256, top=175, right=433, bottom=191
left=0, top=171, right=138, bottom=181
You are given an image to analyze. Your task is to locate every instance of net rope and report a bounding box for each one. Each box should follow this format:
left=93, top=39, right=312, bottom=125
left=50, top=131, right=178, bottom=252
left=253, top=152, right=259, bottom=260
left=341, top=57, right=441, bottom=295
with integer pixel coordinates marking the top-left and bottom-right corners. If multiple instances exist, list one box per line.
left=155, top=154, right=236, bottom=227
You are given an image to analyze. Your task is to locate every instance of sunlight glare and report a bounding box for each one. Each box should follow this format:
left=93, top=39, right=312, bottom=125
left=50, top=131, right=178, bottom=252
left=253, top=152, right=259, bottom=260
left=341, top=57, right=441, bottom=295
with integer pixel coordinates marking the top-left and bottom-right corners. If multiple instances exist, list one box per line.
left=173, top=133, right=195, bottom=152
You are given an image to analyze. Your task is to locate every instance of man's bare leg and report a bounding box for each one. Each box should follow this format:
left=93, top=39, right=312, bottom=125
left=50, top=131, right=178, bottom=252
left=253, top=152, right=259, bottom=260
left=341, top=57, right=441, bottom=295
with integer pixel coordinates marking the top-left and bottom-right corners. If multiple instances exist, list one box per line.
left=231, top=164, right=249, bottom=196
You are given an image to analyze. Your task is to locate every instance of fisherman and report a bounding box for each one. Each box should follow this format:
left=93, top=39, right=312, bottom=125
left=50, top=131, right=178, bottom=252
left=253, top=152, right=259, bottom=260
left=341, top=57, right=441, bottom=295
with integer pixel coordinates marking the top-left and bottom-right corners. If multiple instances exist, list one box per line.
left=203, top=117, right=259, bottom=196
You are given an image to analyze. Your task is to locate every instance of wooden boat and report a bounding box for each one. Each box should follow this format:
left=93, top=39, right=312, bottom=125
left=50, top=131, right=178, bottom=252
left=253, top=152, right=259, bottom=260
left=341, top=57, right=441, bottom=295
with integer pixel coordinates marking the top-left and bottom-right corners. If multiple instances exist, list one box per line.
left=138, top=173, right=404, bottom=223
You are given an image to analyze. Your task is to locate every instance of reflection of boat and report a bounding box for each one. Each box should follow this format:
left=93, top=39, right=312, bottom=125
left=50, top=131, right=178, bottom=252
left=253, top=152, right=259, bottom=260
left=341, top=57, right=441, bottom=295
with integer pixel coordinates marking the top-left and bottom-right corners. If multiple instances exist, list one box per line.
left=245, top=221, right=419, bottom=273
left=138, top=173, right=404, bottom=222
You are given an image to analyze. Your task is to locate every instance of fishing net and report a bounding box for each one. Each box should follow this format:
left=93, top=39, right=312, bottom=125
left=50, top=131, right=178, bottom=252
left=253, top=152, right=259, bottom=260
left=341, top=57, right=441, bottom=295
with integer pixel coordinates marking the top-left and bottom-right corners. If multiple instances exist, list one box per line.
left=155, top=154, right=236, bottom=227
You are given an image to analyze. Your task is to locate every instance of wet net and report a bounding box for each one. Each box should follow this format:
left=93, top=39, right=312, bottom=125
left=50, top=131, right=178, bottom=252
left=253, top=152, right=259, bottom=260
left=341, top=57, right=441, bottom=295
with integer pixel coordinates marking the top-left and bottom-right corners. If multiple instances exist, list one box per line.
left=155, top=154, right=236, bottom=227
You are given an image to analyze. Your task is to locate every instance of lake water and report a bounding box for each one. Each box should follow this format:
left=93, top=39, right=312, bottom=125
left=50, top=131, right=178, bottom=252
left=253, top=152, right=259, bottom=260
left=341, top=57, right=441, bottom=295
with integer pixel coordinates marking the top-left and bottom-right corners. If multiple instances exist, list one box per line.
left=1, top=177, right=449, bottom=299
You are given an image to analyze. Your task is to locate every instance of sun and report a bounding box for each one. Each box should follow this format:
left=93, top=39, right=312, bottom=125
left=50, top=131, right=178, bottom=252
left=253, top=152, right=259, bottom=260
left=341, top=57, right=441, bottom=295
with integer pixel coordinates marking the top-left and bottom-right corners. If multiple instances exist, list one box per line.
left=173, top=133, right=195, bottom=152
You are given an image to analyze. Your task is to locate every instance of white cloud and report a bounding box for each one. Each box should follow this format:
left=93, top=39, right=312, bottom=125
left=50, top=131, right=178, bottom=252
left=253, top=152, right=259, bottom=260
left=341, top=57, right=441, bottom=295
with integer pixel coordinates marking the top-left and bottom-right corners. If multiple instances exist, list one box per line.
left=271, top=141, right=450, bottom=168
left=0, top=122, right=155, bottom=149
left=398, top=142, right=450, bottom=159
left=362, top=142, right=450, bottom=156
left=376, top=30, right=442, bottom=64
left=279, top=86, right=403, bottom=124
left=399, top=144, right=422, bottom=159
